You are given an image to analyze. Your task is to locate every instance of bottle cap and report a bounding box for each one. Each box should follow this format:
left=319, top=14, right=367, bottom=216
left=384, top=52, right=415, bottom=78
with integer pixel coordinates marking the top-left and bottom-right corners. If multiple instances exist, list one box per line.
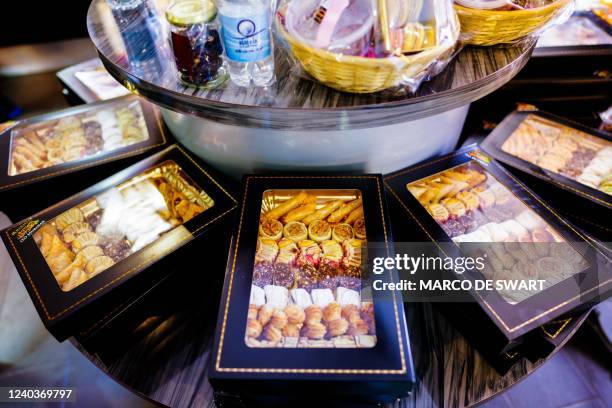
left=166, top=0, right=217, bottom=26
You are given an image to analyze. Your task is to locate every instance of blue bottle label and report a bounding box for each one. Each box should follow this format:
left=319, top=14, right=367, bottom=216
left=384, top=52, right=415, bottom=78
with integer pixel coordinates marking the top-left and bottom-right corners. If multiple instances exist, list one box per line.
left=220, top=12, right=271, bottom=62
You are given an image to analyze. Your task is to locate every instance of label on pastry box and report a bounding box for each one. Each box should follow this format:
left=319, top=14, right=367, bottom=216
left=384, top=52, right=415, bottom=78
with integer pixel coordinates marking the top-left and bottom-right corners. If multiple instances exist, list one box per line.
left=11, top=219, right=44, bottom=243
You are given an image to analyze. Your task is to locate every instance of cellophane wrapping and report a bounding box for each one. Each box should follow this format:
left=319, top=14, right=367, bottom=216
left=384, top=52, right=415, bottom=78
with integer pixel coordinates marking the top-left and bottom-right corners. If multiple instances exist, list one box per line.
left=275, top=0, right=460, bottom=94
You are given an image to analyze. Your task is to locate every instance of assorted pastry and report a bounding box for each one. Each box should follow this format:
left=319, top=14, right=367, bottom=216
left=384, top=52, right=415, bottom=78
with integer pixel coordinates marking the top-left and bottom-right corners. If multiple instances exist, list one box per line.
left=34, top=161, right=214, bottom=291
left=8, top=100, right=149, bottom=176
left=246, top=191, right=376, bottom=348
left=408, top=161, right=587, bottom=303
left=500, top=115, right=612, bottom=195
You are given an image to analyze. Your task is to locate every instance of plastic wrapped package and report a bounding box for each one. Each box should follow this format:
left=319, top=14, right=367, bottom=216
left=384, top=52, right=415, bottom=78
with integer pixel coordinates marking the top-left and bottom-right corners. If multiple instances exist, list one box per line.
left=537, top=13, right=612, bottom=47
left=454, top=0, right=575, bottom=46
left=276, top=0, right=460, bottom=93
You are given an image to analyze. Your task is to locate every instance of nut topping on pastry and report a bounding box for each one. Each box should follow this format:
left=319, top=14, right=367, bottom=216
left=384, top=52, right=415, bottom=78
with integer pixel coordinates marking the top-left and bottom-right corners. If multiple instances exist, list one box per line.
left=259, top=218, right=283, bottom=240
left=308, top=220, right=331, bottom=243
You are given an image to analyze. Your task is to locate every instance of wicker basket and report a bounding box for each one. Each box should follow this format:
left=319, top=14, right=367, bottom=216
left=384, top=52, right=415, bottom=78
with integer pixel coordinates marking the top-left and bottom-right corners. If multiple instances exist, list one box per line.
left=277, top=20, right=457, bottom=94
left=455, top=0, right=572, bottom=46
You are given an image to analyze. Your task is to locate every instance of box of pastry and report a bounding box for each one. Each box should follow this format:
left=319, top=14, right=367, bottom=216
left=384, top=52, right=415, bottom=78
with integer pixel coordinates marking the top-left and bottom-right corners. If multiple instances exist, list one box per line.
left=57, top=58, right=130, bottom=104
left=384, top=145, right=610, bottom=364
left=534, top=11, right=612, bottom=57
left=209, top=175, right=414, bottom=405
left=0, top=95, right=167, bottom=192
left=1, top=145, right=238, bottom=341
left=480, top=110, right=612, bottom=210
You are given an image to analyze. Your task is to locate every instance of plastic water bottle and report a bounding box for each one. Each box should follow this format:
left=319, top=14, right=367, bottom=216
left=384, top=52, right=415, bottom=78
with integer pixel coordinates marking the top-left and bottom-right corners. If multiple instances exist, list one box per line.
left=216, top=0, right=275, bottom=87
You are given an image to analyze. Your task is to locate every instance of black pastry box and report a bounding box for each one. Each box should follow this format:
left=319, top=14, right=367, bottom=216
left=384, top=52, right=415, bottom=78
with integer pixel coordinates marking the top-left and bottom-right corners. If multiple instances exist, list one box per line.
left=0, top=95, right=166, bottom=193
left=209, top=175, right=414, bottom=405
left=384, top=145, right=611, bottom=370
left=1, top=145, right=237, bottom=341
left=481, top=110, right=611, bottom=210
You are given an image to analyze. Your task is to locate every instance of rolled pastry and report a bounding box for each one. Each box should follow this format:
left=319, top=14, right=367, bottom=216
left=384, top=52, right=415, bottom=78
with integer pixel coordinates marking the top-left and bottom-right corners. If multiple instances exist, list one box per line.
left=302, top=200, right=343, bottom=225
left=345, top=207, right=364, bottom=225
left=328, top=198, right=362, bottom=223
left=265, top=191, right=310, bottom=220
left=282, top=203, right=317, bottom=223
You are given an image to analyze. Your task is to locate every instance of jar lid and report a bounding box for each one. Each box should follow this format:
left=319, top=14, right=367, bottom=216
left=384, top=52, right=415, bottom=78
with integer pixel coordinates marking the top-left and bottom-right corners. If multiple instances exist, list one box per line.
left=166, top=0, right=217, bottom=26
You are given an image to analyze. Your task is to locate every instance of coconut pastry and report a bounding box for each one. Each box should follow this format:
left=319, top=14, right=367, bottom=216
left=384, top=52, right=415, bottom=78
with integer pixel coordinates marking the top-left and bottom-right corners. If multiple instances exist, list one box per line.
left=249, top=285, right=266, bottom=307
left=308, top=220, right=332, bottom=243
left=336, top=287, right=360, bottom=306
left=311, top=288, right=335, bottom=308
left=332, top=223, right=353, bottom=242
left=290, top=288, right=313, bottom=308
left=283, top=221, right=308, bottom=241
left=259, top=218, right=283, bottom=240
left=264, top=285, right=289, bottom=310
left=353, top=217, right=366, bottom=240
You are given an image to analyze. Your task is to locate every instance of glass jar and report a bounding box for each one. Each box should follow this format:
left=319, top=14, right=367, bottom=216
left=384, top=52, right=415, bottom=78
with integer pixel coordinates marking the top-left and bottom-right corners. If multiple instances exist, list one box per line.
left=166, top=0, right=227, bottom=88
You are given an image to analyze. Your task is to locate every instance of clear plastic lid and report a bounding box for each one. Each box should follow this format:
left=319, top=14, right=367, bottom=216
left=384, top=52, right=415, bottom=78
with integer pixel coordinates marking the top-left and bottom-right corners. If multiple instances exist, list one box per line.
left=285, top=0, right=374, bottom=53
